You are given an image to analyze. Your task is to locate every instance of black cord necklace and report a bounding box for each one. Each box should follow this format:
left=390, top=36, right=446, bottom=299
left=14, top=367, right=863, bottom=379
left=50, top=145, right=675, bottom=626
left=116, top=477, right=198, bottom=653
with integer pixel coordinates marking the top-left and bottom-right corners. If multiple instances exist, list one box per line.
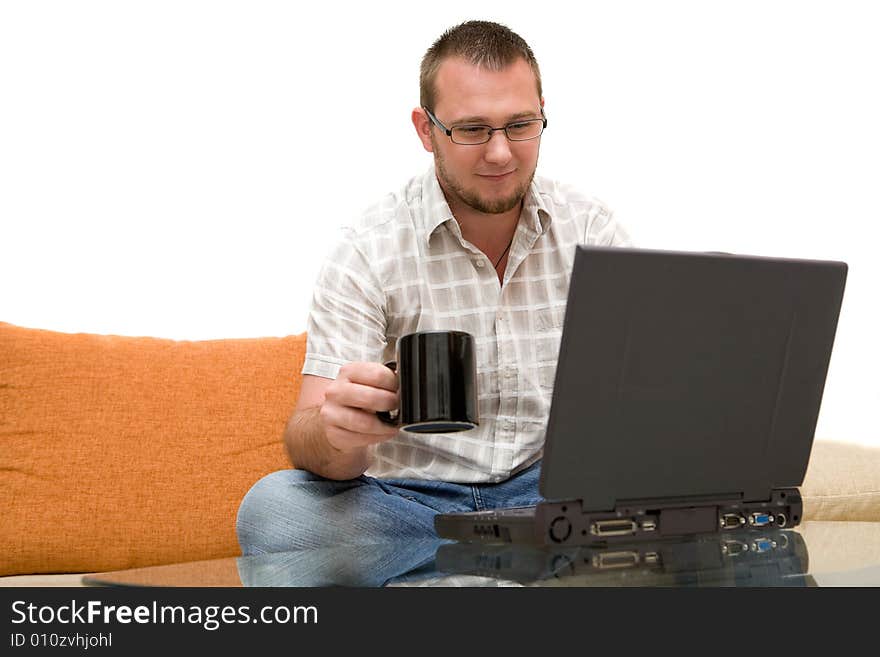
left=492, top=232, right=515, bottom=270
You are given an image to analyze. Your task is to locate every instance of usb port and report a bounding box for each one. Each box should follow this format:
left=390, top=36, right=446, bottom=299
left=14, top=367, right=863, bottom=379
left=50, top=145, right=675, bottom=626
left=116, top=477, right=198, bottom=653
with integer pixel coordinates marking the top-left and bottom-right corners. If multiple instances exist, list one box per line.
left=590, top=519, right=638, bottom=537
left=641, top=519, right=657, bottom=532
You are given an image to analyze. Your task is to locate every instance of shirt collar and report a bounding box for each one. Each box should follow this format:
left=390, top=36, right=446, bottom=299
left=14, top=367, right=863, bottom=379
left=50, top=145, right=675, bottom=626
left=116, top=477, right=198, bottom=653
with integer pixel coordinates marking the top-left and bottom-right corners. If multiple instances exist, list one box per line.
left=524, top=176, right=553, bottom=235
left=421, top=164, right=553, bottom=247
left=422, top=165, right=457, bottom=246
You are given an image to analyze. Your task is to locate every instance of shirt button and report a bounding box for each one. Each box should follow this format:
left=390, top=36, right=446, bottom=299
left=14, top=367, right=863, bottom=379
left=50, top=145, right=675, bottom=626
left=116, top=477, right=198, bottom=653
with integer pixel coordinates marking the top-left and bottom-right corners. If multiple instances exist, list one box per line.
left=474, top=259, right=485, bottom=268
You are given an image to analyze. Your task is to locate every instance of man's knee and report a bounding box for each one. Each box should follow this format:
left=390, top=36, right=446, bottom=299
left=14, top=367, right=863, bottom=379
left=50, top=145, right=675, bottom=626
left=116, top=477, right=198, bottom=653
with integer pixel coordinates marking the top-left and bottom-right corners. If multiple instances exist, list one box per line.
left=235, top=468, right=440, bottom=555
left=235, top=468, right=327, bottom=555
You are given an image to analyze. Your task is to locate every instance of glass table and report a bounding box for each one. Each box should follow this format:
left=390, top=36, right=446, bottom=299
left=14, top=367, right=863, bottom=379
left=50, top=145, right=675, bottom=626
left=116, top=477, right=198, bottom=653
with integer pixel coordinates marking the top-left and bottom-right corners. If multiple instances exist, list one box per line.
left=82, top=521, right=880, bottom=587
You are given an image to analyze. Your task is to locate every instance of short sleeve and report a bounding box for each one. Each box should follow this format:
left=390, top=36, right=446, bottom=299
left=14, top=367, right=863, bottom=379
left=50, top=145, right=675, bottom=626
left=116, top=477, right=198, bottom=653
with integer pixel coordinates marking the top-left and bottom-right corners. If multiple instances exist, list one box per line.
left=302, top=228, right=387, bottom=379
left=584, top=199, right=633, bottom=248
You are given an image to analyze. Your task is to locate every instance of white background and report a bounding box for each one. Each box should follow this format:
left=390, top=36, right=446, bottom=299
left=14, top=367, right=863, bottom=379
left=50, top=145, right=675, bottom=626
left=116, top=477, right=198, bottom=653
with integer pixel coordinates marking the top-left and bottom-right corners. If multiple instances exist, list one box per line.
left=1, top=1, right=877, bottom=447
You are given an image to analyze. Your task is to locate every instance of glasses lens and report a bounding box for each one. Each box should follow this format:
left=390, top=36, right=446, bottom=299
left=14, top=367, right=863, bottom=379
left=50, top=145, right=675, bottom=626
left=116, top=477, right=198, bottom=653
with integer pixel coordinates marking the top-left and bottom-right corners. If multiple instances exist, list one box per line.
left=451, top=125, right=493, bottom=144
left=506, top=120, right=544, bottom=141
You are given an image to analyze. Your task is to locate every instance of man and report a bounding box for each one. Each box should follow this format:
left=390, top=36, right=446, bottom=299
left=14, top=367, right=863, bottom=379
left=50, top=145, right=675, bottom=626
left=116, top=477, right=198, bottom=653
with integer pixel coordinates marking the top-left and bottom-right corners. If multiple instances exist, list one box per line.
left=236, top=20, right=630, bottom=554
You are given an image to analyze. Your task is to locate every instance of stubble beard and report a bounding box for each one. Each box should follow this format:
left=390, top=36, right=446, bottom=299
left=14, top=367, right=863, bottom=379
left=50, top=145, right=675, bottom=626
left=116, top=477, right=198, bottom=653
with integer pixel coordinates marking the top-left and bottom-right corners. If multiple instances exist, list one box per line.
left=433, top=146, right=536, bottom=216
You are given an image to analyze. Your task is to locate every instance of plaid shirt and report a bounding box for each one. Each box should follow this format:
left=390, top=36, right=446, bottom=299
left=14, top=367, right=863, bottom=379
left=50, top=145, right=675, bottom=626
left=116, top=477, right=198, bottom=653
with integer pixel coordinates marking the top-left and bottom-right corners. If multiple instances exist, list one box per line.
left=303, top=164, right=631, bottom=483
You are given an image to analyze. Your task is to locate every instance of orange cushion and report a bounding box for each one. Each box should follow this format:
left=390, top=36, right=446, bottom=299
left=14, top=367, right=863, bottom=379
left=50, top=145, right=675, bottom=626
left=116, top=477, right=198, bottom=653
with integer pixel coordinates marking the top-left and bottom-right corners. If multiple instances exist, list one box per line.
left=0, top=322, right=303, bottom=576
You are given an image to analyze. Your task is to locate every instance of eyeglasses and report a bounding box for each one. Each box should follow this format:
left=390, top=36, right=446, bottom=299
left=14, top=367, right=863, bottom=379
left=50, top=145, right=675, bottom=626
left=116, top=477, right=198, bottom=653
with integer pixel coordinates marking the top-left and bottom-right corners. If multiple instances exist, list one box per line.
left=423, top=106, right=547, bottom=145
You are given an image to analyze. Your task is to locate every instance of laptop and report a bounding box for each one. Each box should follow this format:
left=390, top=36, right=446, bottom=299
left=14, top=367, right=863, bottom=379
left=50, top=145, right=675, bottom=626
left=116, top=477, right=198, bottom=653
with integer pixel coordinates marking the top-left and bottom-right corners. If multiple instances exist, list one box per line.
left=434, top=245, right=847, bottom=546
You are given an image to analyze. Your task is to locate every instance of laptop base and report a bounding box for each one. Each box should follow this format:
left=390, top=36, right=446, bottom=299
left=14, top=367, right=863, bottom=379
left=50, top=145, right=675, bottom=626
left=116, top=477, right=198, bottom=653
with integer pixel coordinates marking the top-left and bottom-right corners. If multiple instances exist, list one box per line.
left=434, top=488, right=802, bottom=546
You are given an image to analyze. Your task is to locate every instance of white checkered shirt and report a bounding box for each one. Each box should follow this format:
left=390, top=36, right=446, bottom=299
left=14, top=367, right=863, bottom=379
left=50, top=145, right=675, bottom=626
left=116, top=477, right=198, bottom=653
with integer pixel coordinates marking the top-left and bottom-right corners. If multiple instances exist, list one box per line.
left=303, top=164, right=631, bottom=483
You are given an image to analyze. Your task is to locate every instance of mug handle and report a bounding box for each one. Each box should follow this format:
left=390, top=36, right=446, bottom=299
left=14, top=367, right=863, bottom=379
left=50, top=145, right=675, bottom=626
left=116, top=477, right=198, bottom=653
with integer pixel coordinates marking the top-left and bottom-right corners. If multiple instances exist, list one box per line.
left=376, top=361, right=400, bottom=426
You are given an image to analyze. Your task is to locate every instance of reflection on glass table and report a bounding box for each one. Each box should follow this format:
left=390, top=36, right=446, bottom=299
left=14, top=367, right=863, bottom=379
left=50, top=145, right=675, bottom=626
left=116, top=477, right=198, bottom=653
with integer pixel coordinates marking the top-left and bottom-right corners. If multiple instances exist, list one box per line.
left=82, top=521, right=880, bottom=587
left=435, top=528, right=812, bottom=587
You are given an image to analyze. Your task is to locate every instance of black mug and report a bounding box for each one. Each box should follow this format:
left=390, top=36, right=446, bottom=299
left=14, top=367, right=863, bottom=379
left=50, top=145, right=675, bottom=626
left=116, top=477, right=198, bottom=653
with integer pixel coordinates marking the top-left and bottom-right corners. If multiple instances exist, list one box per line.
left=377, top=330, right=479, bottom=433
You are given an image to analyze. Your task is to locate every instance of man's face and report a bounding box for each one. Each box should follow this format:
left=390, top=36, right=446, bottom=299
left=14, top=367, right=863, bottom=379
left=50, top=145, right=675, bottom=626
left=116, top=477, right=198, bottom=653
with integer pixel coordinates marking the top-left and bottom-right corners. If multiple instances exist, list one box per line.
left=421, top=57, right=544, bottom=216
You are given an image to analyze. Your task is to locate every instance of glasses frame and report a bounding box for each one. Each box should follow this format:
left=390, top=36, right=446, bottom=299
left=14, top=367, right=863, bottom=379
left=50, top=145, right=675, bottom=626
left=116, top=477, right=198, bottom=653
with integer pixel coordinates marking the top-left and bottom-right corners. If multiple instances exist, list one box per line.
left=423, top=106, right=547, bottom=145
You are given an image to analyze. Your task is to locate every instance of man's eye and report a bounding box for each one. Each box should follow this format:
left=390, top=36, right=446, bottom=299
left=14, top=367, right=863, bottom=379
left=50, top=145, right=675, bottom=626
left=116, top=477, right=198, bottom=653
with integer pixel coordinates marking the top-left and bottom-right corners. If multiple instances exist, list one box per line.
left=507, top=121, right=541, bottom=135
left=457, top=125, right=487, bottom=134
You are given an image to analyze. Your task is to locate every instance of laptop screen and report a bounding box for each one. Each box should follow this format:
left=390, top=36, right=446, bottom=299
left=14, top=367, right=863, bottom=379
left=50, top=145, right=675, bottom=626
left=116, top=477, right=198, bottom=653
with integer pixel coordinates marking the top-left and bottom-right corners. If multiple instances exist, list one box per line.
left=539, top=246, right=847, bottom=510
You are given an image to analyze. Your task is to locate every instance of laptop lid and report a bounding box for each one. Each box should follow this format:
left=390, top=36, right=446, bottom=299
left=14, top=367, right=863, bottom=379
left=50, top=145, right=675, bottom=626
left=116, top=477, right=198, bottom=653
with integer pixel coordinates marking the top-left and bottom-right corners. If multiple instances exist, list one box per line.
left=539, top=246, right=847, bottom=510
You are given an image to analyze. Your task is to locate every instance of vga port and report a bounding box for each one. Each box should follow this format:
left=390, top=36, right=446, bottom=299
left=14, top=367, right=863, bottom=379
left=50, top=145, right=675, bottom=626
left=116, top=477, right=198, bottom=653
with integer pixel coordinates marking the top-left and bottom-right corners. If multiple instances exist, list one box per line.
left=748, top=512, right=774, bottom=527
left=750, top=537, right=778, bottom=553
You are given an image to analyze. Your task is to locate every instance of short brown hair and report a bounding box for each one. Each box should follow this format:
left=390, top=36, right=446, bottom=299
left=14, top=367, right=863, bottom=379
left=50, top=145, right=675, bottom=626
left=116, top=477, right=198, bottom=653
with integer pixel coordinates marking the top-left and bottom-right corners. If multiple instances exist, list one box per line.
left=419, top=20, right=542, bottom=110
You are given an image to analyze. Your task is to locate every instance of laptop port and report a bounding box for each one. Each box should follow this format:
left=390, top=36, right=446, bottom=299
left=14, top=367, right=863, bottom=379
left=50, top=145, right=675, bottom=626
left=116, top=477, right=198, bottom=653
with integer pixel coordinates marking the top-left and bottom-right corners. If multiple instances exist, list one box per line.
left=592, top=550, right=640, bottom=570
left=720, top=513, right=746, bottom=529
left=748, top=512, right=774, bottom=527
left=750, top=537, right=777, bottom=553
left=721, top=540, right=749, bottom=556
left=590, top=519, right=637, bottom=537
left=640, top=519, right=657, bottom=532
left=775, top=513, right=787, bottom=527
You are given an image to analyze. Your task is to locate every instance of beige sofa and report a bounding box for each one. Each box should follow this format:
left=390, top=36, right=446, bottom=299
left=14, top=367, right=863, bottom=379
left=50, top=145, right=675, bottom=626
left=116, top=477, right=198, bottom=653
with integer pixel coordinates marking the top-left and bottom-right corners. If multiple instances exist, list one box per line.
left=2, top=321, right=879, bottom=586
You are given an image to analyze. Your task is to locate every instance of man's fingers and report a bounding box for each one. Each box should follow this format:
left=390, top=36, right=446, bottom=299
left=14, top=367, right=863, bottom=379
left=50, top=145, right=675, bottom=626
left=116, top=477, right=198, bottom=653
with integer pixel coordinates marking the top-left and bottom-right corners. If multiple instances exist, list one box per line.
left=338, top=362, right=398, bottom=392
left=321, top=404, right=399, bottom=439
left=325, top=381, right=398, bottom=413
left=320, top=362, right=401, bottom=453
left=326, top=426, right=397, bottom=451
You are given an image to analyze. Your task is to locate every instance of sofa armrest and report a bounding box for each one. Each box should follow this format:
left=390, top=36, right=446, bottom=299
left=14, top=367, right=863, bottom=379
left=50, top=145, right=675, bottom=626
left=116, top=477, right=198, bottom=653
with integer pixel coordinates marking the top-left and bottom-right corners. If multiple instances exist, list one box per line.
left=801, top=440, right=880, bottom=521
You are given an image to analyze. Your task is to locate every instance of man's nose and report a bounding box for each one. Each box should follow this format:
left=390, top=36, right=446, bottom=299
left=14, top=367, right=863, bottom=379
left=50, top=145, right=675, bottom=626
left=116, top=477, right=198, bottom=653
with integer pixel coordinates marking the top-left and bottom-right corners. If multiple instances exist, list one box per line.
left=483, top=130, right=512, bottom=164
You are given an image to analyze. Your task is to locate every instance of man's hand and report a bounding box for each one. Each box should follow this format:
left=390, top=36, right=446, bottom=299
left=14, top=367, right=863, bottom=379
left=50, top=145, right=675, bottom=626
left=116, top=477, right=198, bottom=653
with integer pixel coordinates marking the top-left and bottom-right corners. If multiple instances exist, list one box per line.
left=319, top=362, right=400, bottom=453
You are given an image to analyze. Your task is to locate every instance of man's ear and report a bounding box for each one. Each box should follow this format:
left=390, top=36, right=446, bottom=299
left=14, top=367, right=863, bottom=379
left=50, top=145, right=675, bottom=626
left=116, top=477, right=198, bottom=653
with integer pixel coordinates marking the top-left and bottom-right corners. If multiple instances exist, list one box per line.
left=412, top=107, right=434, bottom=153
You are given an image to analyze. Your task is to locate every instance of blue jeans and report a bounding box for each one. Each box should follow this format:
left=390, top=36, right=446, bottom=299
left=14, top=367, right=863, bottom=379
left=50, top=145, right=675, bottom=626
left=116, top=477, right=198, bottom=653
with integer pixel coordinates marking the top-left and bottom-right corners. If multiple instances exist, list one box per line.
left=235, top=460, right=543, bottom=555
